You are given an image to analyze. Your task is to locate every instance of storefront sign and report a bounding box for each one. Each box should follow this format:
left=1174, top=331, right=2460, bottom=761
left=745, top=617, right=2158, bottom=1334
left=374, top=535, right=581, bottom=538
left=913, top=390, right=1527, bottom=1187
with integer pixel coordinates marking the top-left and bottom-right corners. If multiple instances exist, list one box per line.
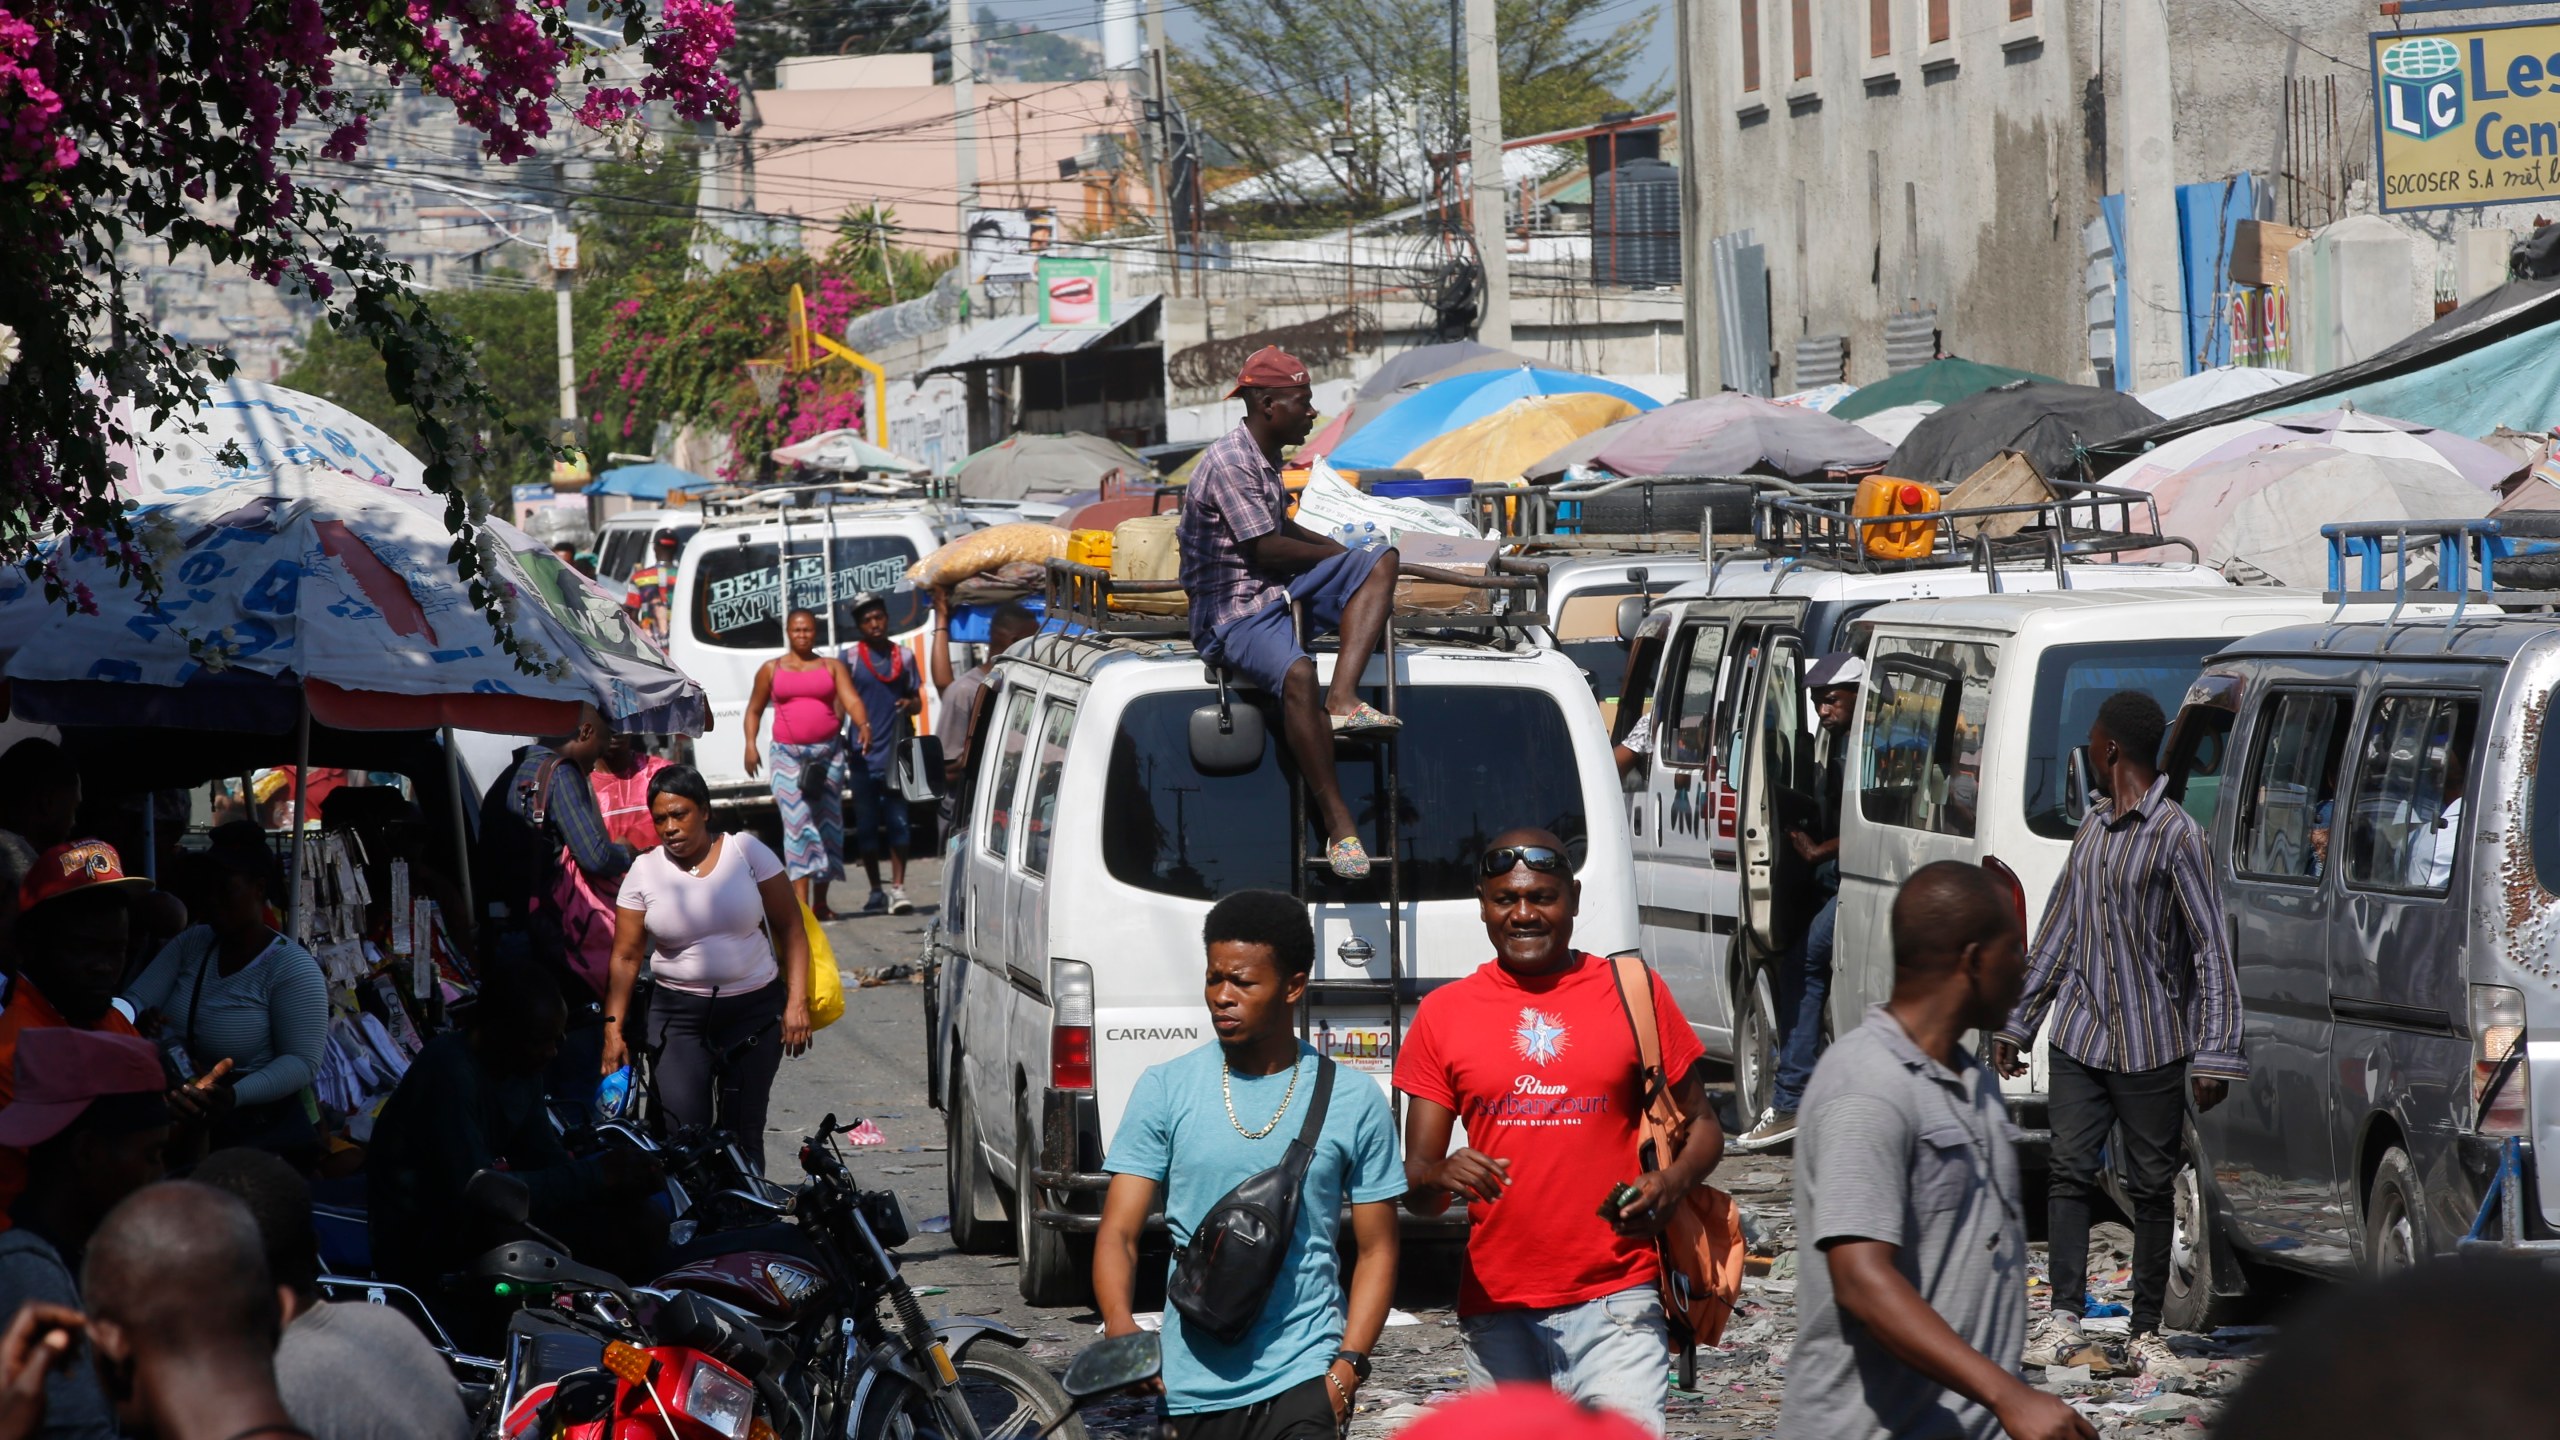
left=2375, top=21, right=2560, bottom=211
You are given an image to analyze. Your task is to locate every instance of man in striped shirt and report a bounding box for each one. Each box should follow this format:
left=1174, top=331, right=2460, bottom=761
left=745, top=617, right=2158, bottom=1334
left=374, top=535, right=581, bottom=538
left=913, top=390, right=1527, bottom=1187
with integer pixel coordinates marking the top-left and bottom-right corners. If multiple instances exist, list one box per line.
left=1991, top=691, right=2243, bottom=1380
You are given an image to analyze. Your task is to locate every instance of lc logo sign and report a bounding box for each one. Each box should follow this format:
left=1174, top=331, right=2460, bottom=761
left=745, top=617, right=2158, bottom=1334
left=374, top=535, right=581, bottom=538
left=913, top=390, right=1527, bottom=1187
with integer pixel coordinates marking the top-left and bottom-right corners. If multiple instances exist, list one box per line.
left=2383, top=35, right=2464, bottom=141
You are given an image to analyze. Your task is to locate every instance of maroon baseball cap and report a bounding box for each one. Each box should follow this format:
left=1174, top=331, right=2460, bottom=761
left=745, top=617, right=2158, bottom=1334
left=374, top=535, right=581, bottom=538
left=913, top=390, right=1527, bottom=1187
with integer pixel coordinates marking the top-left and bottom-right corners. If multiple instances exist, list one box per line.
left=1227, top=345, right=1311, bottom=397
left=18, top=839, right=153, bottom=917
left=0, top=1028, right=168, bottom=1148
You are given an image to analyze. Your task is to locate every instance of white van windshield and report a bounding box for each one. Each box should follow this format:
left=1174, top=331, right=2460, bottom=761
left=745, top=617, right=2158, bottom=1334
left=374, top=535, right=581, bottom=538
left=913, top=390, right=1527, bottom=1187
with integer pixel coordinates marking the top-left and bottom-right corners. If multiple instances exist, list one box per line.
left=1101, top=686, right=1590, bottom=903
left=2024, top=639, right=2229, bottom=838
left=689, top=536, right=924, bottom=649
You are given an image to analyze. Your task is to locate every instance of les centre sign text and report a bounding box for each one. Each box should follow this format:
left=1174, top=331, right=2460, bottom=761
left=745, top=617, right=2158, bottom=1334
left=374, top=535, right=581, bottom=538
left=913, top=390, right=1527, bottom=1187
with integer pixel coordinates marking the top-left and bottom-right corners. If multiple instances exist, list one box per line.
left=2375, top=21, right=2560, bottom=212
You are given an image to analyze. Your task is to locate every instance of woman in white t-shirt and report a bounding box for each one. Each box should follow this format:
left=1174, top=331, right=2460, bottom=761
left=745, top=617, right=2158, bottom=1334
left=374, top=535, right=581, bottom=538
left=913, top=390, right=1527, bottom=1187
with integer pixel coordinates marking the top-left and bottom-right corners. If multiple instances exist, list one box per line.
left=603, top=764, right=813, bottom=1169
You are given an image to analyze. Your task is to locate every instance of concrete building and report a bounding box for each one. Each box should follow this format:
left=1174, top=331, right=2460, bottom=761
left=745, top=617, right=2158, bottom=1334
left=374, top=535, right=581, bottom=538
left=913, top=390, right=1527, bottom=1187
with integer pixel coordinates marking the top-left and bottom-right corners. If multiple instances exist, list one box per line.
left=1671, top=0, right=2557, bottom=398
left=750, top=55, right=1151, bottom=256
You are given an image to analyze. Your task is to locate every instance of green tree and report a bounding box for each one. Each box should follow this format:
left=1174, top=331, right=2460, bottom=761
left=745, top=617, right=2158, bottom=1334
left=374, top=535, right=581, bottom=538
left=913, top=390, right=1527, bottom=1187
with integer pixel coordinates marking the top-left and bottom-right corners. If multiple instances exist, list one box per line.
left=1171, top=0, right=1654, bottom=219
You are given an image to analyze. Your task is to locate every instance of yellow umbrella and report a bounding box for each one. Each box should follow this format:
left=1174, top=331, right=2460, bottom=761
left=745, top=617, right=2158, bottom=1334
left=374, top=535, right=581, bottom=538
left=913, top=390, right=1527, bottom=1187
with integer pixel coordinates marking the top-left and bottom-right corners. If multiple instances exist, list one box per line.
left=1396, top=392, right=1642, bottom=484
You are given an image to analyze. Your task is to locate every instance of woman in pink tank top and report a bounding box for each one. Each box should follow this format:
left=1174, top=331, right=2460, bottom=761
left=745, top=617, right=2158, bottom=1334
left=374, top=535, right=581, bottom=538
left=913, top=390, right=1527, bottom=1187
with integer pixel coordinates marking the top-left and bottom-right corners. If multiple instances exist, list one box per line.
left=744, top=608, right=873, bottom=917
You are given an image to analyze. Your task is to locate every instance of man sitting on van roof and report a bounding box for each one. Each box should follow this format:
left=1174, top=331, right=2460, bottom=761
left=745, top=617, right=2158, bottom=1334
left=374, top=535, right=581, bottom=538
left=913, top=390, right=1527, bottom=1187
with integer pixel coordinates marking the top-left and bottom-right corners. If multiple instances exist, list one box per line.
left=1179, top=346, right=1403, bottom=879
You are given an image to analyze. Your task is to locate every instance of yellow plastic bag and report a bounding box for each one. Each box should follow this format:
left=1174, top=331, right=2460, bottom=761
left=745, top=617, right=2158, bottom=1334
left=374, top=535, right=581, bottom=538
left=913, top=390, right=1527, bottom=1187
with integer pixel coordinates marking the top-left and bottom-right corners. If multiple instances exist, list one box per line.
left=802, top=903, right=845, bottom=1030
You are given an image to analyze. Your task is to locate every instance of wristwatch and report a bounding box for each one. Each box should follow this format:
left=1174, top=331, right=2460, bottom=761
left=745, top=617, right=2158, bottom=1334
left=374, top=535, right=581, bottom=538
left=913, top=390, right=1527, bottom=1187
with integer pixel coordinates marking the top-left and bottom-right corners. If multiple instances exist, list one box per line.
left=1331, top=1350, right=1370, bottom=1383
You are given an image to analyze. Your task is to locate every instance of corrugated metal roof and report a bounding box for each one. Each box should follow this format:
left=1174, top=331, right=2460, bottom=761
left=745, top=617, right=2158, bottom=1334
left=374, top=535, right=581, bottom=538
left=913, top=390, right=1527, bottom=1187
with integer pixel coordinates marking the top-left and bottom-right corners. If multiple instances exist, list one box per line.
left=923, top=293, right=1162, bottom=373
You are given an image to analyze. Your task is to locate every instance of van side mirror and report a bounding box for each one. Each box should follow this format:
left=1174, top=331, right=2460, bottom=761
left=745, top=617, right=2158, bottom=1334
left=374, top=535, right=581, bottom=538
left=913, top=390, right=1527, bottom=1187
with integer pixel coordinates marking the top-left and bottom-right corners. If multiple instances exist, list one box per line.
left=2065, top=745, right=2094, bottom=827
left=1189, top=698, right=1266, bottom=776
left=1615, top=595, right=1648, bottom=644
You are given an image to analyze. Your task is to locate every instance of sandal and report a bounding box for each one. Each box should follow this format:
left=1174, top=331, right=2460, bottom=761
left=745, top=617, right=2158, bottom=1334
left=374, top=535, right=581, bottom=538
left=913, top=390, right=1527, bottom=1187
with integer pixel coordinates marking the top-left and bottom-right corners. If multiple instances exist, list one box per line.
left=1328, top=701, right=1403, bottom=737
left=1327, top=837, right=1371, bottom=879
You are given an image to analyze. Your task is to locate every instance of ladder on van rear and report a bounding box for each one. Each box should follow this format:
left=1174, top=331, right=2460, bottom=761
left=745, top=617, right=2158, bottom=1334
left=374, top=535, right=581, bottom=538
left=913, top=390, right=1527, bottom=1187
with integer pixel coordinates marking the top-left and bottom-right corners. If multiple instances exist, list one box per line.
left=1287, top=608, right=1410, bottom=1090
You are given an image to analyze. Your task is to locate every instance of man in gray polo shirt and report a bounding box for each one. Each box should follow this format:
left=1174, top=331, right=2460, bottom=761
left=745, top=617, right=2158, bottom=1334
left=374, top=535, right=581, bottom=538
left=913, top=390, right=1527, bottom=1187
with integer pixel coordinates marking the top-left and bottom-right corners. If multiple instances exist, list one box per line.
left=1777, top=862, right=2095, bottom=1440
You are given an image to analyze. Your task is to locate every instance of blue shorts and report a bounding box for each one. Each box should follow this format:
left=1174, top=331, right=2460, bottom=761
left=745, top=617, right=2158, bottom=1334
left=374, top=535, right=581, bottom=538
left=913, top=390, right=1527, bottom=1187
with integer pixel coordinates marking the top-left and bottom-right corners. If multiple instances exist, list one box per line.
left=848, top=767, right=910, bottom=857
left=1198, top=545, right=1390, bottom=695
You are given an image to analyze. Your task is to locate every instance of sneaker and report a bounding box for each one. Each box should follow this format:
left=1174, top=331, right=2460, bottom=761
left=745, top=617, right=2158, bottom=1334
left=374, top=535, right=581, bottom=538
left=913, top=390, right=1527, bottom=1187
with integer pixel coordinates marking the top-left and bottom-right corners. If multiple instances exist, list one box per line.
left=2124, top=1332, right=2189, bottom=1378
left=887, top=886, right=914, bottom=915
left=2025, top=1314, right=2117, bottom=1373
left=862, top=888, right=888, bottom=915
left=1733, top=1109, right=1799, bottom=1150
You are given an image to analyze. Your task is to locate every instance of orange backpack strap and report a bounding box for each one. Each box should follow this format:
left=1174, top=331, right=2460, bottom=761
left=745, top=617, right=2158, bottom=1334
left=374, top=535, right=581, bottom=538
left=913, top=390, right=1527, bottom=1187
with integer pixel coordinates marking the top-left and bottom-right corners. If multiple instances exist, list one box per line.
left=1608, top=954, right=1690, bottom=1146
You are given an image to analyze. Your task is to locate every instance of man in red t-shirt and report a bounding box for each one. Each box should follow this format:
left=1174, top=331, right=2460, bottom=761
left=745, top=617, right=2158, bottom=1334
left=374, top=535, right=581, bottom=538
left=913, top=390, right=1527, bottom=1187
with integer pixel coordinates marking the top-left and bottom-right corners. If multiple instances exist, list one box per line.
left=1396, top=828, right=1724, bottom=1434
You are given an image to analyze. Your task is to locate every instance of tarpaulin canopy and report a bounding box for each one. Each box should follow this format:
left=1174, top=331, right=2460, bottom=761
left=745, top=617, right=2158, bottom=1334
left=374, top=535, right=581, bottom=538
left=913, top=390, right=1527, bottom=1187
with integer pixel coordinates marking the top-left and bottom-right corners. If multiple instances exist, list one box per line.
left=2142, top=446, right=2496, bottom=587
left=769, top=430, right=929, bottom=475
left=1326, top=368, right=1660, bottom=470
left=1528, top=393, right=1892, bottom=482
left=2137, top=366, right=2309, bottom=419
left=586, top=461, right=713, bottom=500
left=1399, top=393, right=1642, bottom=485
left=1886, top=382, right=2160, bottom=486
left=1354, top=341, right=1541, bottom=403
left=1828, top=359, right=2057, bottom=422
left=0, top=469, right=706, bottom=735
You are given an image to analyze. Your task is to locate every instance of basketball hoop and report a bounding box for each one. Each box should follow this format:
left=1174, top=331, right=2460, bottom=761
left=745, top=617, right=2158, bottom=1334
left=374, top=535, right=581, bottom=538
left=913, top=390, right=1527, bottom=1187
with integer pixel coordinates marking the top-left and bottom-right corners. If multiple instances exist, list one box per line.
left=745, top=360, right=784, bottom=406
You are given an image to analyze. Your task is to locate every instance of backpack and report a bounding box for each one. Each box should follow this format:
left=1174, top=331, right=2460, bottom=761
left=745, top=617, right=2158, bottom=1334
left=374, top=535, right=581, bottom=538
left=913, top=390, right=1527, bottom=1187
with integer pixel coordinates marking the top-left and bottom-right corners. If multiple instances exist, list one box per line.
left=1165, top=1057, right=1336, bottom=1345
left=1607, top=955, right=1747, bottom=1359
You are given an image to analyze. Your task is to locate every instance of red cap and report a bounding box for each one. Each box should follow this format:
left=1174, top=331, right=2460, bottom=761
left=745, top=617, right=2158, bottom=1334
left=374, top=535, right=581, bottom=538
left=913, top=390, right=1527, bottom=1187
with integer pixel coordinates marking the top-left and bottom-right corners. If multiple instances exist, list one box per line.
left=0, top=1028, right=167, bottom=1148
left=19, top=839, right=153, bottom=917
left=1226, top=345, right=1312, bottom=398
left=1394, top=1388, right=1655, bottom=1440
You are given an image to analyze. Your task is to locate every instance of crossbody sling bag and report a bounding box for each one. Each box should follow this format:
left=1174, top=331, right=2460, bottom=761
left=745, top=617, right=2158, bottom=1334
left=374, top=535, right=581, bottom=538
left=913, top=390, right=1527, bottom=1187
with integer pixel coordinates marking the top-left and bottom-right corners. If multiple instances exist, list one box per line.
left=1165, top=1055, right=1338, bottom=1344
left=1607, top=955, right=1747, bottom=1370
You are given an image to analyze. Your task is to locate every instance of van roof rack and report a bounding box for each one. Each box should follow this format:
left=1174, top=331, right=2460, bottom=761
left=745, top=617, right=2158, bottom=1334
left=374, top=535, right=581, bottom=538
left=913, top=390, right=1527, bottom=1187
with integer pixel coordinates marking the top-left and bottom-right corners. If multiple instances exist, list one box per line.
left=1738, top=479, right=2197, bottom=583
left=2321, top=518, right=2560, bottom=625
left=1456, top=474, right=1836, bottom=553
left=1041, top=556, right=1552, bottom=639
left=697, top=477, right=951, bottom=519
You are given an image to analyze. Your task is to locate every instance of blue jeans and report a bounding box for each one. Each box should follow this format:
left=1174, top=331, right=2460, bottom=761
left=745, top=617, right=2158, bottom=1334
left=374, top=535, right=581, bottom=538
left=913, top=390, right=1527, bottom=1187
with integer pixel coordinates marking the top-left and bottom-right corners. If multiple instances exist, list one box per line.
left=1771, top=894, right=1836, bottom=1114
left=1461, top=1285, right=1668, bottom=1435
left=848, top=767, right=910, bottom=858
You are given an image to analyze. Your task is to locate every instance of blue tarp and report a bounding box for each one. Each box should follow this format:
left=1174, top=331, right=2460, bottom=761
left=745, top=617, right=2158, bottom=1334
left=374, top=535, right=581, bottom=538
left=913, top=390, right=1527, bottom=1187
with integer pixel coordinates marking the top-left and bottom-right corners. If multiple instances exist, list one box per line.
left=2176, top=176, right=2257, bottom=376
left=586, top=462, right=710, bottom=500
left=2258, top=320, right=2560, bottom=438
left=1325, top=368, right=1662, bottom=469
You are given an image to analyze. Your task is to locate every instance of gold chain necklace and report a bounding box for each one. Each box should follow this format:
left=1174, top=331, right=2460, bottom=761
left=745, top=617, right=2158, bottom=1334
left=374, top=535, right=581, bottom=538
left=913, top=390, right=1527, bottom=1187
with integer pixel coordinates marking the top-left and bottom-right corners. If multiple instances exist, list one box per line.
left=1221, top=1055, right=1301, bottom=1139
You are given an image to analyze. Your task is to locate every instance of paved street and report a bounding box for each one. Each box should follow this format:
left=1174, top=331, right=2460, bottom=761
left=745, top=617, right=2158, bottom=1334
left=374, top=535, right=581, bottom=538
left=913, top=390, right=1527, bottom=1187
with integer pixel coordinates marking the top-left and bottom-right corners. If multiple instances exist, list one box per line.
left=771, top=854, right=2274, bottom=1439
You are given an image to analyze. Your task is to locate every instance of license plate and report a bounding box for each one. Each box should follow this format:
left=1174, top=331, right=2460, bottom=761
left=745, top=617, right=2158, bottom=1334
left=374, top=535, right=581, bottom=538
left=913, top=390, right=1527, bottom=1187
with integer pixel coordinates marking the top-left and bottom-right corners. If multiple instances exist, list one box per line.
left=1308, top=1019, right=1397, bottom=1072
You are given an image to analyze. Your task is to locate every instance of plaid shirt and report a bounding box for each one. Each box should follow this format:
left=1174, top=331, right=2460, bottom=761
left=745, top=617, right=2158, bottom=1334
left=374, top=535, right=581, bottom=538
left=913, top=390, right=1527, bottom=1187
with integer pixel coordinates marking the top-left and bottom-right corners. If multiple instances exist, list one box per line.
left=508, top=746, right=632, bottom=882
left=1177, top=422, right=1290, bottom=640
left=1998, top=775, right=2248, bottom=1081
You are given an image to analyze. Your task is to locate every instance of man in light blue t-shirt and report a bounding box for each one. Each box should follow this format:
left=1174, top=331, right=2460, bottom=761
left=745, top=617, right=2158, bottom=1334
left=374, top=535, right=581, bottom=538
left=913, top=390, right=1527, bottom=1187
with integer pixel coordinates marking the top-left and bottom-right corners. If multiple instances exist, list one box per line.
left=1096, top=891, right=1404, bottom=1440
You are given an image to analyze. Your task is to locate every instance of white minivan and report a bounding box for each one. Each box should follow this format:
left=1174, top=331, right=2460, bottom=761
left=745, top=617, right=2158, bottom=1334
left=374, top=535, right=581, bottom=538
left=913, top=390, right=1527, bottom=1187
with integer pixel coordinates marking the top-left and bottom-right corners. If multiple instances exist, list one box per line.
left=664, top=495, right=1053, bottom=808
left=927, top=568, right=1635, bottom=1305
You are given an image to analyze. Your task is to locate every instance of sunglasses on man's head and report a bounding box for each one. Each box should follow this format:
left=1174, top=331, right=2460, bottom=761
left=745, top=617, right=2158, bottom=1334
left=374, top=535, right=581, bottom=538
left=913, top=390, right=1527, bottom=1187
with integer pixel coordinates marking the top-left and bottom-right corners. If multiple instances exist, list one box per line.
left=1480, top=845, right=1569, bottom=878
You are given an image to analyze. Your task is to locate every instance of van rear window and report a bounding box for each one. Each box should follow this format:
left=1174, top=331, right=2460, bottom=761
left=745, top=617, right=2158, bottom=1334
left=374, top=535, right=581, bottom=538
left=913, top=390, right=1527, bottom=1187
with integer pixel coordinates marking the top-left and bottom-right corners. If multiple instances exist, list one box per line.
left=2023, top=639, right=2228, bottom=839
left=1101, top=686, right=1589, bottom=902
left=688, top=536, right=923, bottom=649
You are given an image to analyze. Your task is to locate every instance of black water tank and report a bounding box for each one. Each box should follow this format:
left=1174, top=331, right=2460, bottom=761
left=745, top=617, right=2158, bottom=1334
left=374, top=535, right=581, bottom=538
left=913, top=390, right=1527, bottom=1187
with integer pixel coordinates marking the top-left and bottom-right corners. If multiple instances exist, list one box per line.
left=1591, top=156, right=1680, bottom=288
left=1582, top=122, right=1661, bottom=179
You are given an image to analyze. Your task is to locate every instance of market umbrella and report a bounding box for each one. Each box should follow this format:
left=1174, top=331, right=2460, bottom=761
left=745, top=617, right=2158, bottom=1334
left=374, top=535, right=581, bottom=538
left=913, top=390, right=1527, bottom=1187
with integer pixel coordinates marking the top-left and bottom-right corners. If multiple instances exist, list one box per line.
left=1356, top=341, right=1541, bottom=403
left=1887, top=381, right=2160, bottom=486
left=114, top=379, right=429, bottom=494
left=2108, top=407, right=2526, bottom=493
left=1830, top=358, right=2058, bottom=423
left=949, top=431, right=1149, bottom=501
left=1775, top=383, right=1859, bottom=413
left=770, top=429, right=930, bottom=475
left=1526, top=393, right=1893, bottom=482
left=1849, top=402, right=1940, bottom=446
left=586, top=461, right=713, bottom=502
left=0, top=468, right=706, bottom=736
left=1327, top=369, right=1661, bottom=470
left=2136, top=365, right=2310, bottom=419
left=2137, top=446, right=2495, bottom=586
left=1399, top=393, right=1643, bottom=485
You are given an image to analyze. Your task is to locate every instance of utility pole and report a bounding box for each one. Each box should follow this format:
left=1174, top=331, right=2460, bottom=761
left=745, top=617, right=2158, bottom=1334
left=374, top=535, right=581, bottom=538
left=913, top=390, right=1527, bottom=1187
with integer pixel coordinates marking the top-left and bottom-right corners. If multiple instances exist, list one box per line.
left=1342, top=77, right=1357, bottom=353
left=1673, top=0, right=1718, bottom=400
left=1463, top=0, right=1511, bottom=346
left=952, top=0, right=979, bottom=225
left=1146, top=40, right=1178, bottom=298
left=546, top=218, right=581, bottom=491
left=2120, top=0, right=2181, bottom=388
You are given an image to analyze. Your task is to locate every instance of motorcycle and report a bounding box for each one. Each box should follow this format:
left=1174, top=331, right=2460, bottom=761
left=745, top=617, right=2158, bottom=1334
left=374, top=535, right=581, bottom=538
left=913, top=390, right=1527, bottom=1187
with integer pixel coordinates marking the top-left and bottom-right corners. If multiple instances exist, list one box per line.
left=647, top=1114, right=1080, bottom=1440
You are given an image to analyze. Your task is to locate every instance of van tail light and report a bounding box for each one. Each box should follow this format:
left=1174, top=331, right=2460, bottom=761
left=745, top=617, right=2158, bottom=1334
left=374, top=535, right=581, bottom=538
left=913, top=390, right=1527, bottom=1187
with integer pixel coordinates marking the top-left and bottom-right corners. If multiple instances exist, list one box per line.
left=1713, top=782, right=1738, bottom=841
left=1050, top=959, right=1095, bottom=1091
left=1980, top=856, right=2030, bottom=940
left=2472, top=983, right=2529, bottom=1136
